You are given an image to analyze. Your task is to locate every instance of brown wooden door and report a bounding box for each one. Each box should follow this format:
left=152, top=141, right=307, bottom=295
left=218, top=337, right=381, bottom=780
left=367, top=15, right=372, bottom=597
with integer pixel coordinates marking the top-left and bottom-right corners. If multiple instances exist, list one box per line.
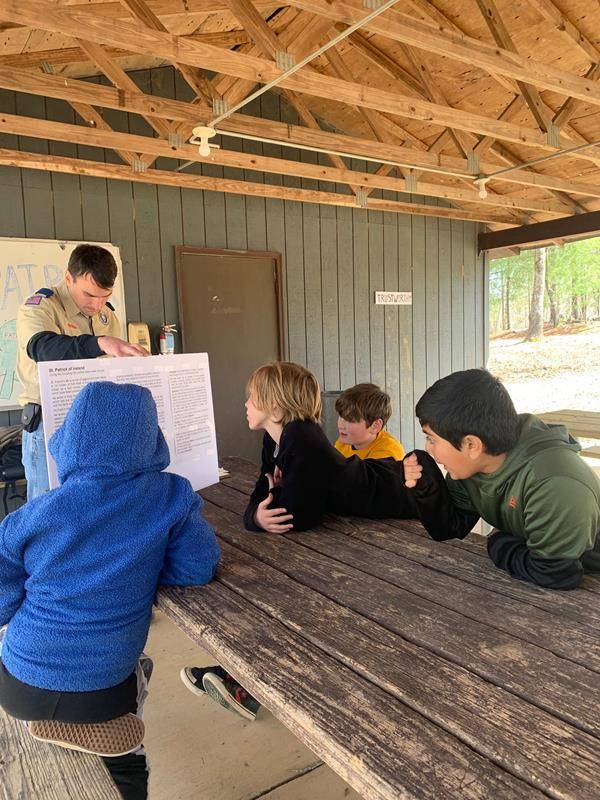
left=176, top=247, right=284, bottom=463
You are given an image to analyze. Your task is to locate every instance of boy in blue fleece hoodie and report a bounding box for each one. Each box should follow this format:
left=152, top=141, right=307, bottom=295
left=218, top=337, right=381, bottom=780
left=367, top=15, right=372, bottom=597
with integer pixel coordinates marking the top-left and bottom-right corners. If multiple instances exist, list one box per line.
left=0, top=381, right=221, bottom=800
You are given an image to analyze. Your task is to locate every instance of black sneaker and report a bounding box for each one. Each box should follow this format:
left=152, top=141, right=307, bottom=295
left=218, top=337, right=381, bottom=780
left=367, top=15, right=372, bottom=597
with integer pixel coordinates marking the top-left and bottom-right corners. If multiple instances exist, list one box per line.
left=202, top=670, right=260, bottom=722
left=179, top=665, right=260, bottom=721
left=179, top=665, right=215, bottom=696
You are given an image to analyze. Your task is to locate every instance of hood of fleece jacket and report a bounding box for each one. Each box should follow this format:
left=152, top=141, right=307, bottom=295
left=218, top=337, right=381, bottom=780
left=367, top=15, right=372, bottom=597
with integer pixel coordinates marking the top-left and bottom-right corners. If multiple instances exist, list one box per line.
left=49, top=380, right=170, bottom=482
left=481, top=412, right=581, bottom=486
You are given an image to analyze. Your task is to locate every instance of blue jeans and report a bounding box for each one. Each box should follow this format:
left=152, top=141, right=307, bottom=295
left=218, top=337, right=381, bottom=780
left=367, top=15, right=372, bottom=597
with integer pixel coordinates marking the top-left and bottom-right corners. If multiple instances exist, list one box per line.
left=22, top=425, right=50, bottom=501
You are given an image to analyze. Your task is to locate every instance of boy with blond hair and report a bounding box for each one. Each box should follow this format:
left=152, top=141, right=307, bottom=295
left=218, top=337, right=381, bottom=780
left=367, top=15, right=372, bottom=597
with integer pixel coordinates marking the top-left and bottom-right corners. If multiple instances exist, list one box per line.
left=182, top=362, right=417, bottom=719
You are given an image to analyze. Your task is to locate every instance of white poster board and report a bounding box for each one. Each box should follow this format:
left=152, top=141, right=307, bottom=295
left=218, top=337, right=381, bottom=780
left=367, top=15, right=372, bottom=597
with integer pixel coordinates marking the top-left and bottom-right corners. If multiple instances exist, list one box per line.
left=0, top=238, right=127, bottom=409
left=38, top=353, right=219, bottom=492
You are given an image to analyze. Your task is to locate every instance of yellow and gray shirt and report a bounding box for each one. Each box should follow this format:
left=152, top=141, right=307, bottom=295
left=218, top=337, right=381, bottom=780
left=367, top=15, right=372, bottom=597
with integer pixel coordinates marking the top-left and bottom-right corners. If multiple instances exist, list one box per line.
left=16, top=280, right=121, bottom=406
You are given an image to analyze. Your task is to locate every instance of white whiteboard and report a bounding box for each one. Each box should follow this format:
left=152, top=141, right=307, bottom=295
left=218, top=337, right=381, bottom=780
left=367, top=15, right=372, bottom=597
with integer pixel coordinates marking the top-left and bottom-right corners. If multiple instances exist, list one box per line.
left=0, top=238, right=127, bottom=409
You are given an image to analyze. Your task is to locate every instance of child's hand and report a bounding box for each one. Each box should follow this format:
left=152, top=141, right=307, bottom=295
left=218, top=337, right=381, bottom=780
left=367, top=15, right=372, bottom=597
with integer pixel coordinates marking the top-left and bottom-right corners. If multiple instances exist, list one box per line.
left=273, top=466, right=282, bottom=487
left=403, top=452, right=423, bottom=488
left=254, top=492, right=294, bottom=534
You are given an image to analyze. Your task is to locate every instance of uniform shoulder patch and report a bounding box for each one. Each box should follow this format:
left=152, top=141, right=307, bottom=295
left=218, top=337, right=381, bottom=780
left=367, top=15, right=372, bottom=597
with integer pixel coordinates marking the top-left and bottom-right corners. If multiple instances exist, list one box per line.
left=105, top=301, right=115, bottom=311
left=25, top=287, right=54, bottom=306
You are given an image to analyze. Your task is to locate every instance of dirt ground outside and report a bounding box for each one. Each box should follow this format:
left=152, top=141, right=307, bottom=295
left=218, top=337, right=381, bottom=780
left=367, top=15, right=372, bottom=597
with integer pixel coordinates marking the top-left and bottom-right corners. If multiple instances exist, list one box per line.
left=487, top=322, right=600, bottom=447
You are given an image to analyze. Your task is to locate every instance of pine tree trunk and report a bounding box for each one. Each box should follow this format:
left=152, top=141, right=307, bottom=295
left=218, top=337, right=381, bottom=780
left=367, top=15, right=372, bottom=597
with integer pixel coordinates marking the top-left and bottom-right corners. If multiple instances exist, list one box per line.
left=545, top=275, right=559, bottom=328
left=526, top=248, right=546, bottom=340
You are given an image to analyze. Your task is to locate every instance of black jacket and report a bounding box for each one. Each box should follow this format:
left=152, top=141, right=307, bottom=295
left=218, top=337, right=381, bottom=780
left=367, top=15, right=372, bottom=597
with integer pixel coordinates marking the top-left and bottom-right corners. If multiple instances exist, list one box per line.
left=244, top=420, right=417, bottom=532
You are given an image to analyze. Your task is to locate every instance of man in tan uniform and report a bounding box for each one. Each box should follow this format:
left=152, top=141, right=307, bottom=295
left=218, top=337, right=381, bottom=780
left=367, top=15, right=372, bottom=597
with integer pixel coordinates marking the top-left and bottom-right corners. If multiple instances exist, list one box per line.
left=17, top=243, right=148, bottom=499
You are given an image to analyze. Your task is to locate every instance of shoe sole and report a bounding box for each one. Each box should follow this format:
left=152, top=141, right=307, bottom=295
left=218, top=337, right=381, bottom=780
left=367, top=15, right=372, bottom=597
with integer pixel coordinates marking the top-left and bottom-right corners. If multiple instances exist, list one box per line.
left=179, top=666, right=207, bottom=697
left=28, top=714, right=144, bottom=757
left=202, top=674, right=257, bottom=722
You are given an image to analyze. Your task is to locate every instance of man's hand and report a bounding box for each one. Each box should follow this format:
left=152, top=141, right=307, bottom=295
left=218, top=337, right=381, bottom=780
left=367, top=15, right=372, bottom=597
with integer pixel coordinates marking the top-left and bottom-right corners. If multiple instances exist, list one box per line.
left=254, top=472, right=293, bottom=533
left=98, top=336, right=149, bottom=357
left=404, top=452, right=423, bottom=488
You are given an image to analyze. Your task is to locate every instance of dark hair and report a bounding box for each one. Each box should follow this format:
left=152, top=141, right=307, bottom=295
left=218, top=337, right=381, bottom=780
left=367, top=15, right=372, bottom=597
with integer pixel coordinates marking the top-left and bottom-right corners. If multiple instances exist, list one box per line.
left=335, top=383, right=392, bottom=427
left=415, top=369, right=519, bottom=455
left=67, top=244, right=117, bottom=289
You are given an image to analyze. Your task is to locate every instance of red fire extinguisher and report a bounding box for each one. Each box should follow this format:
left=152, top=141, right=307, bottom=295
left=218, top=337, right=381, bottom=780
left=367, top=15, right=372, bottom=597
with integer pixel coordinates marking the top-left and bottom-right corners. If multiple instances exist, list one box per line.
left=158, top=324, right=177, bottom=355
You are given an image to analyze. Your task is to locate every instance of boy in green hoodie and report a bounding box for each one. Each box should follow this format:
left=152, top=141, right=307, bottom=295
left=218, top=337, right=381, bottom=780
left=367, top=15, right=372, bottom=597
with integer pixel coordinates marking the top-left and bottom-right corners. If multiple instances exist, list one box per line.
left=403, top=368, right=600, bottom=590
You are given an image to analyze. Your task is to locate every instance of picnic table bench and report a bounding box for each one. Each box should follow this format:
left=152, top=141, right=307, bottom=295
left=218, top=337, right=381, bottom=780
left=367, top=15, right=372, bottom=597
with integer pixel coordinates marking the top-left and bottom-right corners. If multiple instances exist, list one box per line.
left=157, top=457, right=600, bottom=800
left=0, top=706, right=120, bottom=800
left=538, top=409, right=600, bottom=454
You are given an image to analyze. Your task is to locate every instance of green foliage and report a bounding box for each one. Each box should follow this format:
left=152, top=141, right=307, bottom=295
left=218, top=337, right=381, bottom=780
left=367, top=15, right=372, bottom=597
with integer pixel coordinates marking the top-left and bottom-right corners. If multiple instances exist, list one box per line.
left=490, top=238, right=600, bottom=333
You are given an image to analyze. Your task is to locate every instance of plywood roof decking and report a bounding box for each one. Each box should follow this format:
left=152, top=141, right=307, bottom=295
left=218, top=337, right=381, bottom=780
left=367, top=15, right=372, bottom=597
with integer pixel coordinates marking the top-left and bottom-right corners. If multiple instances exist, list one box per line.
left=0, top=0, right=598, bottom=227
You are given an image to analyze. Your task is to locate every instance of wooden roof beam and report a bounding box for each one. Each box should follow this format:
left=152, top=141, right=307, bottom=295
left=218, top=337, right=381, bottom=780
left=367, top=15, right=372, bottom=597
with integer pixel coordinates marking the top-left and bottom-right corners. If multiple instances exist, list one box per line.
left=402, top=0, right=518, bottom=95
left=0, top=32, right=252, bottom=71
left=474, top=0, right=552, bottom=133
left=1, top=63, right=598, bottom=200
left=0, top=110, right=574, bottom=216
left=479, top=210, right=600, bottom=251
left=118, top=0, right=220, bottom=104
left=219, top=0, right=365, bottom=192
left=282, top=0, right=600, bottom=105
left=76, top=39, right=173, bottom=139
left=0, top=146, right=519, bottom=225
left=67, top=101, right=138, bottom=166
left=3, top=0, right=600, bottom=116
left=526, top=0, right=599, bottom=63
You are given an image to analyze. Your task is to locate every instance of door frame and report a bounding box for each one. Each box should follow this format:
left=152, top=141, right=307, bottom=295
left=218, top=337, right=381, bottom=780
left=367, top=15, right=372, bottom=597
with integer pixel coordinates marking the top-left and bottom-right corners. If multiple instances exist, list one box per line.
left=175, top=246, right=286, bottom=358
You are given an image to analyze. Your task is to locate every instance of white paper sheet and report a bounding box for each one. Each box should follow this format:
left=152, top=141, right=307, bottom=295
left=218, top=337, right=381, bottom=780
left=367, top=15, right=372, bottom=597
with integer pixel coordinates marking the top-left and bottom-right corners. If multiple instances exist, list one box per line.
left=38, top=353, right=219, bottom=491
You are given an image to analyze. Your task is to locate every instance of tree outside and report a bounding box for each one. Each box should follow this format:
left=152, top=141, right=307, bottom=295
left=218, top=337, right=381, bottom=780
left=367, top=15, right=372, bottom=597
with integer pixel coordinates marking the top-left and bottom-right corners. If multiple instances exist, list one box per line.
left=489, top=238, right=600, bottom=336
left=487, top=237, right=600, bottom=453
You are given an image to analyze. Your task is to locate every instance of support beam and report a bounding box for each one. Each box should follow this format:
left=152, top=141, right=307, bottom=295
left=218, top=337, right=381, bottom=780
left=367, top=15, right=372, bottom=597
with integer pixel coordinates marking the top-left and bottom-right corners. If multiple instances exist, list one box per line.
left=76, top=39, right=173, bottom=139
left=474, top=0, right=551, bottom=132
left=2, top=0, right=600, bottom=126
left=119, top=0, right=220, bottom=103
left=0, top=64, right=598, bottom=199
left=0, top=33, right=252, bottom=70
left=479, top=211, right=600, bottom=251
left=0, top=146, right=517, bottom=225
left=282, top=0, right=600, bottom=105
left=0, top=111, right=572, bottom=216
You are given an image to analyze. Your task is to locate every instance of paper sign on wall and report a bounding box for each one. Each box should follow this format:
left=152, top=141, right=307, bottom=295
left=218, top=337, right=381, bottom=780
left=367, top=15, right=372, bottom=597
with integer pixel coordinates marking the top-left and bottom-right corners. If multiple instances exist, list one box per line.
left=38, top=353, right=219, bottom=492
left=375, top=291, right=413, bottom=305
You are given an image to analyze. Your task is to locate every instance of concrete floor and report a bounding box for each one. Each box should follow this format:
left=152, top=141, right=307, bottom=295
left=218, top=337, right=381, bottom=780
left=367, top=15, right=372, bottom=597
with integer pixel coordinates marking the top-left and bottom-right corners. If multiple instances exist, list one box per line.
left=143, top=612, right=361, bottom=800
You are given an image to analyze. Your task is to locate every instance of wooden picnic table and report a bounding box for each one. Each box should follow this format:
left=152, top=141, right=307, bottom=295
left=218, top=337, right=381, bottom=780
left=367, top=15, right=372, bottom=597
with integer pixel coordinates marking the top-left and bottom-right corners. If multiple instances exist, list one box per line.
left=157, top=457, right=600, bottom=800
left=537, top=409, right=600, bottom=440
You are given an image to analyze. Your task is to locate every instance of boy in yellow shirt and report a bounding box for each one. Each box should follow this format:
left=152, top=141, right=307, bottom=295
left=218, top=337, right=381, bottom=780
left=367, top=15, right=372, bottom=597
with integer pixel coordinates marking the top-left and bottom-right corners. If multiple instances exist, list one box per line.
left=335, top=383, right=405, bottom=460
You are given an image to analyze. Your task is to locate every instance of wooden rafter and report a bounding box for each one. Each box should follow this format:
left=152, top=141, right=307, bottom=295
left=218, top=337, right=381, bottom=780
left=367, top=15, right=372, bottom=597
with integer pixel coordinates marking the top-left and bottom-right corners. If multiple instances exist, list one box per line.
left=119, top=0, right=219, bottom=103
left=0, top=33, right=251, bottom=71
left=474, top=0, right=551, bottom=133
left=2, top=0, right=600, bottom=122
left=0, top=111, right=585, bottom=217
left=76, top=39, right=173, bottom=140
left=0, top=146, right=519, bottom=224
left=284, top=0, right=599, bottom=103
left=0, top=63, right=597, bottom=201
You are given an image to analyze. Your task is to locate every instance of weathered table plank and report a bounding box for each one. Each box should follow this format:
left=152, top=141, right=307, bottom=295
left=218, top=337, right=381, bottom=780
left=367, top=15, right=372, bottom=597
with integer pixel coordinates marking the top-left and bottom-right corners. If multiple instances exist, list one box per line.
left=208, top=534, right=600, bottom=800
left=0, top=708, right=120, bottom=800
left=158, top=581, right=546, bottom=800
left=158, top=461, right=600, bottom=800
left=217, top=459, right=600, bottom=622
left=200, top=490, right=600, bottom=738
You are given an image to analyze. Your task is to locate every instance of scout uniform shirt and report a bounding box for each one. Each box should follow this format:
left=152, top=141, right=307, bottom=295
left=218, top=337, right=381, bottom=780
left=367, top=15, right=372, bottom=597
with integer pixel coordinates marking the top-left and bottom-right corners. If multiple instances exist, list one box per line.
left=16, top=280, right=121, bottom=406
